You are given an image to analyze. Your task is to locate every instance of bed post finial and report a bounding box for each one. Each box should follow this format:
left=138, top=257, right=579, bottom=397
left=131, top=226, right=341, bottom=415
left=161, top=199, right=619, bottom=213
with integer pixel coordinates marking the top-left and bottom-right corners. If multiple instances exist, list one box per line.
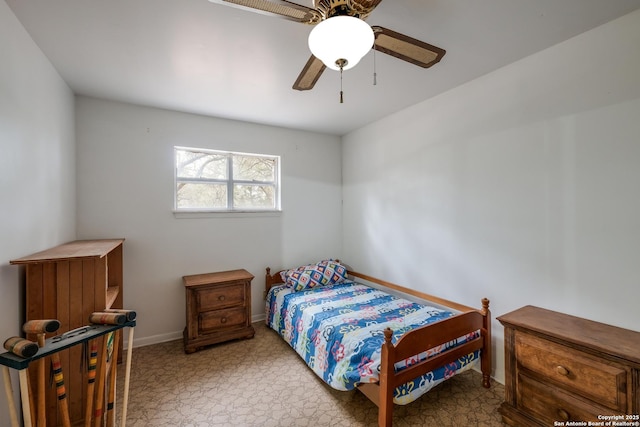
left=481, top=298, right=490, bottom=315
left=266, top=267, right=271, bottom=275
left=383, top=328, right=393, bottom=344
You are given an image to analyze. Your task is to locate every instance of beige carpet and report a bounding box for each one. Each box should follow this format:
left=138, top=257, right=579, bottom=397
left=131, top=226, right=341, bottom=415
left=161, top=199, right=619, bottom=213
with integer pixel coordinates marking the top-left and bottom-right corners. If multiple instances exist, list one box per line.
left=117, top=322, right=507, bottom=426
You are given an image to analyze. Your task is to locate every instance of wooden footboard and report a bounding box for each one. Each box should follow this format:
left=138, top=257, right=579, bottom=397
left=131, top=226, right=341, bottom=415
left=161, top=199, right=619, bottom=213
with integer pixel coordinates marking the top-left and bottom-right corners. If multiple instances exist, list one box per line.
left=265, top=266, right=492, bottom=427
left=372, top=301, right=491, bottom=426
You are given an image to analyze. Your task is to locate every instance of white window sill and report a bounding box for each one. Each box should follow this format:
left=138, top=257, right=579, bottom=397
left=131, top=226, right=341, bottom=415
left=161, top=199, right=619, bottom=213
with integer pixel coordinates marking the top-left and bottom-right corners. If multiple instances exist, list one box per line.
left=173, top=210, right=282, bottom=219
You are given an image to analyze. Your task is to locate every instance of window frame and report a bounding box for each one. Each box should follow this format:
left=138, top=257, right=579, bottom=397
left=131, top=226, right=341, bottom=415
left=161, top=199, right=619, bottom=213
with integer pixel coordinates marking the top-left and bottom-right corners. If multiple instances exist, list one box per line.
left=174, top=146, right=281, bottom=214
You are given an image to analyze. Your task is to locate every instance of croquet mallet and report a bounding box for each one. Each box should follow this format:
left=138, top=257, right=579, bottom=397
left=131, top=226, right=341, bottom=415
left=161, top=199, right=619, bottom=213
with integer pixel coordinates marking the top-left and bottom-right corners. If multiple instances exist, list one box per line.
left=2, top=336, right=40, bottom=427
left=50, top=351, right=71, bottom=427
left=23, top=319, right=60, bottom=427
left=85, top=339, right=99, bottom=427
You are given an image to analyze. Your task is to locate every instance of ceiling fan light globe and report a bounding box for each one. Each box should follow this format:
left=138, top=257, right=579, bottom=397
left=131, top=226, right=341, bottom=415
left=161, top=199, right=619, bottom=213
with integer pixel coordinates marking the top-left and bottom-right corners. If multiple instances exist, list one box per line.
left=308, top=16, right=374, bottom=71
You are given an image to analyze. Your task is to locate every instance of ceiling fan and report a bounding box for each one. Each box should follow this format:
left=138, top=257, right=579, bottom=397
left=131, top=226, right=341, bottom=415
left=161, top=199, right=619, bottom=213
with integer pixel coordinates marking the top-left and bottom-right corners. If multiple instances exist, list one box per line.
left=207, top=0, right=446, bottom=92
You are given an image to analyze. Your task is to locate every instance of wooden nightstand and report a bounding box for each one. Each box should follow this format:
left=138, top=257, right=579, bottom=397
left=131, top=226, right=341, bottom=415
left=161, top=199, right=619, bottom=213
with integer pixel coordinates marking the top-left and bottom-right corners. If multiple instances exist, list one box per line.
left=183, top=269, right=255, bottom=354
left=498, top=306, right=640, bottom=427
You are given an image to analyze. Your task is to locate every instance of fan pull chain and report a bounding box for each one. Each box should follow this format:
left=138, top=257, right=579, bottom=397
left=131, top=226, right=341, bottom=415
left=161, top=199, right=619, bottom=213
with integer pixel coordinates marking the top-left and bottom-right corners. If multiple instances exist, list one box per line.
left=335, top=58, right=347, bottom=104
left=373, top=38, right=377, bottom=86
left=340, top=66, right=344, bottom=104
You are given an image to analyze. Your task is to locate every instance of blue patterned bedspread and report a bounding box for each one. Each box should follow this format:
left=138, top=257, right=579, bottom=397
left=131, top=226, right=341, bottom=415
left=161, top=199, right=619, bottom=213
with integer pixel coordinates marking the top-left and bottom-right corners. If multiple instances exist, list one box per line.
left=266, top=280, right=480, bottom=404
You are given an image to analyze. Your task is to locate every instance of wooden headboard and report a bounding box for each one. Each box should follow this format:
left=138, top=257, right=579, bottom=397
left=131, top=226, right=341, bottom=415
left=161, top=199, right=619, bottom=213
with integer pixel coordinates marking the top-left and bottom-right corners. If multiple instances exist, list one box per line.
left=264, top=266, right=286, bottom=296
left=264, top=264, right=478, bottom=313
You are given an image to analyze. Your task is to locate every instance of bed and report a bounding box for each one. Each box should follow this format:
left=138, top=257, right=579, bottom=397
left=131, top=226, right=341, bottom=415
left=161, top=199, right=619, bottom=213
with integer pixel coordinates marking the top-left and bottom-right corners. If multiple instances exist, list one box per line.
left=264, top=260, right=492, bottom=427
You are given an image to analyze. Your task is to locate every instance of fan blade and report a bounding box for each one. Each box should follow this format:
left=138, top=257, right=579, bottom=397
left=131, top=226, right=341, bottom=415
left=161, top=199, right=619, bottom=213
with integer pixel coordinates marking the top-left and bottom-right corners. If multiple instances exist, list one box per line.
left=208, top=0, right=321, bottom=23
left=372, top=26, right=446, bottom=68
left=292, top=55, right=326, bottom=91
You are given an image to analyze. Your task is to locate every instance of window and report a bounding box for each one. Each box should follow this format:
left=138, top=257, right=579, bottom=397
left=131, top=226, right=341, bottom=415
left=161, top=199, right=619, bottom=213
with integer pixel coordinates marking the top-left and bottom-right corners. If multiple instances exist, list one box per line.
left=175, top=146, right=280, bottom=212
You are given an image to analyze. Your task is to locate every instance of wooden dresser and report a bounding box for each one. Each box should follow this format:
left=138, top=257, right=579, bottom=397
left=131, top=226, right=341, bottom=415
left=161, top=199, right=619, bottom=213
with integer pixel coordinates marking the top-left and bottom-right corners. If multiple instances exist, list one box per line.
left=10, top=239, right=125, bottom=426
left=498, top=305, right=640, bottom=427
left=183, top=269, right=255, bottom=354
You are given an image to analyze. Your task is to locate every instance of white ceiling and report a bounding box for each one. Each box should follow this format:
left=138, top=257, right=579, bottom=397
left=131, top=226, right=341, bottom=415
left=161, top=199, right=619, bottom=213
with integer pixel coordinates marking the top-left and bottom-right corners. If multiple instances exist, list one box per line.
left=7, top=0, right=640, bottom=136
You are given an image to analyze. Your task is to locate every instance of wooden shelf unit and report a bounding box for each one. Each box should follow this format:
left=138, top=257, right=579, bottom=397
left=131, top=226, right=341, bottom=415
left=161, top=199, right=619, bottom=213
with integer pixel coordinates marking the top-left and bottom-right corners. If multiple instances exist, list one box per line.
left=10, top=238, right=125, bottom=426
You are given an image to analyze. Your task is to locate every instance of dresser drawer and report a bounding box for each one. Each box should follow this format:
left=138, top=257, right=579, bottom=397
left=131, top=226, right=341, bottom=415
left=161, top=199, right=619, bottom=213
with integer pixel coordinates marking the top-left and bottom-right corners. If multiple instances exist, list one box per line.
left=199, top=306, right=247, bottom=333
left=516, top=332, right=628, bottom=411
left=518, top=373, right=616, bottom=424
left=197, top=283, right=245, bottom=311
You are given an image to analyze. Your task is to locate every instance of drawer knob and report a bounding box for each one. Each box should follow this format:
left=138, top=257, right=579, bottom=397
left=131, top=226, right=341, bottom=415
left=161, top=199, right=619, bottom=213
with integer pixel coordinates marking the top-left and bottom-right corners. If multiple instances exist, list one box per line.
left=220, top=317, right=227, bottom=324
left=218, top=295, right=226, bottom=301
left=557, top=409, right=570, bottom=421
left=556, top=365, right=570, bottom=376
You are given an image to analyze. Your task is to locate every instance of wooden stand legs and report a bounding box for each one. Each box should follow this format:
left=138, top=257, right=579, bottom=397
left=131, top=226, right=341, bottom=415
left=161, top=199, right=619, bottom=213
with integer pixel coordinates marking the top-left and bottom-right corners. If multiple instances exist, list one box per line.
left=18, top=369, right=33, bottom=427
left=120, top=328, right=134, bottom=427
left=2, top=366, right=20, bottom=427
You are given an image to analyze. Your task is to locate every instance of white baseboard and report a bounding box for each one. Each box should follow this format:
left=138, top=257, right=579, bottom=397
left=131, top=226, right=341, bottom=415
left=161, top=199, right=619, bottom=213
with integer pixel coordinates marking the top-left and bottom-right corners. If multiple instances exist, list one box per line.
left=124, top=313, right=267, bottom=350
left=127, top=330, right=183, bottom=349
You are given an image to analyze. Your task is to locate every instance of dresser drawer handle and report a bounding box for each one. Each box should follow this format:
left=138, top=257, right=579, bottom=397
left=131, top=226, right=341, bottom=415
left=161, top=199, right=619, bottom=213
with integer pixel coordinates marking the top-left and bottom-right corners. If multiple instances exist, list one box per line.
left=557, top=409, right=570, bottom=421
left=220, top=317, right=227, bottom=324
left=218, top=295, right=226, bottom=301
left=556, top=365, right=570, bottom=376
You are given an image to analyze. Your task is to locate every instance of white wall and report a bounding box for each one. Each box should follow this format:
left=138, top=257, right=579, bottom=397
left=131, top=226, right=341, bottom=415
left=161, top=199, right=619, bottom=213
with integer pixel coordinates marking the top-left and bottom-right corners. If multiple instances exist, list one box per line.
left=75, top=97, right=342, bottom=346
left=342, top=9, right=640, bottom=383
left=0, top=1, right=76, bottom=424
left=4, top=1, right=637, bottom=416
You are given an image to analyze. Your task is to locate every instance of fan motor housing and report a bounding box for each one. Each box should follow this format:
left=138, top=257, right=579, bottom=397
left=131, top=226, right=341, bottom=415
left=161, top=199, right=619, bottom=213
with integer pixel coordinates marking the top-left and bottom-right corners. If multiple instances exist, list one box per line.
left=314, top=0, right=382, bottom=20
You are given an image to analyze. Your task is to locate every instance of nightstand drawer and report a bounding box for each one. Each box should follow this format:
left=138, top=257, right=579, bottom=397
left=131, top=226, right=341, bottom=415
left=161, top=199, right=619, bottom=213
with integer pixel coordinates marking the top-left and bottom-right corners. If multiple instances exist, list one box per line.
left=518, top=373, right=615, bottom=424
left=197, top=284, right=245, bottom=311
left=516, top=332, right=627, bottom=411
left=199, top=307, right=247, bottom=333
